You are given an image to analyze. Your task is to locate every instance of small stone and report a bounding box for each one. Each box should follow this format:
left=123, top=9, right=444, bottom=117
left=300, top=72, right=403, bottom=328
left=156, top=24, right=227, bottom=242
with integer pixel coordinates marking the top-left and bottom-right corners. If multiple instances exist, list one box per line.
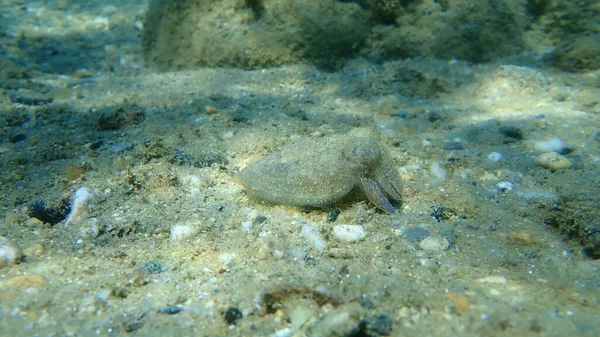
left=367, top=314, right=394, bottom=336
left=143, top=260, right=163, bottom=274
left=170, top=223, right=199, bottom=243
left=0, top=236, right=23, bottom=268
left=23, top=243, right=44, bottom=257
left=487, top=152, right=502, bottom=163
left=444, top=141, right=463, bottom=150
left=534, top=138, right=565, bottom=153
left=499, top=126, right=523, bottom=140
left=403, top=227, right=430, bottom=242
left=419, top=236, right=450, bottom=252
left=223, top=307, right=243, bottom=325
left=535, top=152, right=571, bottom=170
left=326, top=209, right=341, bottom=222
left=333, top=225, right=366, bottom=242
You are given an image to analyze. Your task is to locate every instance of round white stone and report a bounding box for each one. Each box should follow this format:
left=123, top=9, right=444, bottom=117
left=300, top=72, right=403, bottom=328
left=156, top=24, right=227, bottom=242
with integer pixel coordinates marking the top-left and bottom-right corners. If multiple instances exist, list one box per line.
left=333, top=225, right=366, bottom=243
left=419, top=236, right=450, bottom=252
left=170, top=224, right=199, bottom=243
left=487, top=152, right=502, bottom=162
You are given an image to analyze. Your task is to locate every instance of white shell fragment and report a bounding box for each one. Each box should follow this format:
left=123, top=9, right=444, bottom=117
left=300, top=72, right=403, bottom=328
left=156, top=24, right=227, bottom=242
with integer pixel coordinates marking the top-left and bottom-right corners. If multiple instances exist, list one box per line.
left=333, top=225, right=366, bottom=242
left=0, top=236, right=23, bottom=268
left=301, top=225, right=326, bottom=252
left=419, top=236, right=450, bottom=251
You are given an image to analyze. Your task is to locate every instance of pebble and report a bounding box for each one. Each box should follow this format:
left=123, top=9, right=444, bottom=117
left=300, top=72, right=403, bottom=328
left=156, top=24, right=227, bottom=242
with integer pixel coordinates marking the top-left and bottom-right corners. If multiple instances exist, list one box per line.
left=170, top=223, right=199, bottom=243
left=499, top=126, right=523, bottom=140
left=535, top=152, right=571, bottom=170
left=534, top=138, right=565, bottom=153
left=444, top=141, right=463, bottom=150
left=0, top=236, right=23, bottom=268
left=419, top=236, right=450, bottom=252
left=403, top=227, right=430, bottom=242
left=223, top=307, right=243, bottom=325
left=487, top=151, right=502, bottom=163
left=301, top=225, right=326, bottom=252
left=333, top=225, right=366, bottom=242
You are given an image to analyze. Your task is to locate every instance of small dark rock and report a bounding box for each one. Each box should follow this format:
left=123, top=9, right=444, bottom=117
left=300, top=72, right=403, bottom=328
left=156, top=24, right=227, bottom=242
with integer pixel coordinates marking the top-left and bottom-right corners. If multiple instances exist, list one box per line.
left=403, top=227, right=430, bottom=242
left=326, top=209, right=341, bottom=222
left=444, top=141, right=463, bottom=150
left=97, top=103, right=145, bottom=131
left=159, top=306, right=184, bottom=315
left=253, top=215, right=267, bottom=224
left=499, top=126, right=523, bottom=140
left=171, top=148, right=196, bottom=166
left=223, top=307, right=243, bottom=325
left=27, top=199, right=70, bottom=225
left=87, top=140, right=104, bottom=150
left=123, top=320, right=143, bottom=332
left=360, top=298, right=374, bottom=309
left=143, top=260, right=163, bottom=274
left=8, top=133, right=26, bottom=143
left=427, top=111, right=442, bottom=122
left=9, top=93, right=54, bottom=106
left=430, top=203, right=451, bottom=222
left=195, top=148, right=229, bottom=168
left=558, top=147, right=574, bottom=156
left=367, top=314, right=393, bottom=336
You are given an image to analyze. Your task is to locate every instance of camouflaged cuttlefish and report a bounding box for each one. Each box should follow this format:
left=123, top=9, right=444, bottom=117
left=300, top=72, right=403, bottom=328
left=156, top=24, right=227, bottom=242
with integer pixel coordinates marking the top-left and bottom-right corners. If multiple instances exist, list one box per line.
left=238, top=130, right=402, bottom=213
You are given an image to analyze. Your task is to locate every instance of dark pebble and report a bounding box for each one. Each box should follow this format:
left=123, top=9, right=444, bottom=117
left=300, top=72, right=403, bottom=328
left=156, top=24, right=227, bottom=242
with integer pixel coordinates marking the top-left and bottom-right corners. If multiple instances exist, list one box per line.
left=194, top=148, right=229, bottom=168
left=171, top=148, right=196, bottom=166
left=326, top=209, right=341, bottom=222
left=428, top=111, right=442, bottom=122
left=444, top=141, right=463, bottom=150
left=223, top=307, right=243, bottom=325
left=367, top=314, right=394, bottom=336
left=430, top=203, right=450, bottom=222
left=8, top=133, right=26, bottom=143
left=253, top=215, right=267, bottom=224
left=404, top=227, right=430, bottom=242
left=9, top=94, right=54, bottom=106
left=123, top=321, right=143, bottom=332
left=159, top=305, right=184, bottom=315
left=143, top=260, right=163, bottom=274
left=360, top=298, right=374, bottom=309
left=27, top=199, right=70, bottom=225
left=499, top=126, right=523, bottom=140
left=87, top=140, right=104, bottom=150
left=558, top=147, right=574, bottom=155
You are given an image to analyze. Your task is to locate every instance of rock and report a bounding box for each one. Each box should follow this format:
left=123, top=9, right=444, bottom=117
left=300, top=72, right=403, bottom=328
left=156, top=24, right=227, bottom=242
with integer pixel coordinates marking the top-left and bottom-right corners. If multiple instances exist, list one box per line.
left=170, top=223, right=199, bottom=243
left=332, top=225, right=366, bottom=243
left=0, top=236, right=23, bottom=268
left=419, top=236, right=450, bottom=252
left=535, top=152, right=571, bottom=170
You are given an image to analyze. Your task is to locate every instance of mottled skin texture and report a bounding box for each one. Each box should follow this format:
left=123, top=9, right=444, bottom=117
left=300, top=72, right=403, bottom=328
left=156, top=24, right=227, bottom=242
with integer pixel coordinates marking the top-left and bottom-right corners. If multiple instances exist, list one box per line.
left=239, top=131, right=402, bottom=213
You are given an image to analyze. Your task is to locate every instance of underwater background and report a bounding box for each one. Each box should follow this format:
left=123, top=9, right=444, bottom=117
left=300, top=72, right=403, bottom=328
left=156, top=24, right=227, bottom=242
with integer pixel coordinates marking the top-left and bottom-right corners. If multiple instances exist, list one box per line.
left=1, top=0, right=599, bottom=336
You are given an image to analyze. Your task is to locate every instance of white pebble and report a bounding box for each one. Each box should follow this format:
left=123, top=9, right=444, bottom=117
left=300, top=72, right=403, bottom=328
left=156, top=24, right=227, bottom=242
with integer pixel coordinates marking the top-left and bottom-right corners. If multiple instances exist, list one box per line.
left=333, top=225, right=366, bottom=243
left=301, top=225, right=326, bottom=252
left=0, top=236, right=23, bottom=268
left=535, top=152, right=571, bottom=170
left=430, top=161, right=446, bottom=181
left=241, top=220, right=253, bottom=233
left=65, top=187, right=93, bottom=226
left=170, top=223, right=199, bottom=243
left=487, top=151, right=502, bottom=162
left=496, top=181, right=513, bottom=191
left=534, top=138, right=565, bottom=153
left=419, top=236, right=450, bottom=252
left=477, top=275, right=508, bottom=285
